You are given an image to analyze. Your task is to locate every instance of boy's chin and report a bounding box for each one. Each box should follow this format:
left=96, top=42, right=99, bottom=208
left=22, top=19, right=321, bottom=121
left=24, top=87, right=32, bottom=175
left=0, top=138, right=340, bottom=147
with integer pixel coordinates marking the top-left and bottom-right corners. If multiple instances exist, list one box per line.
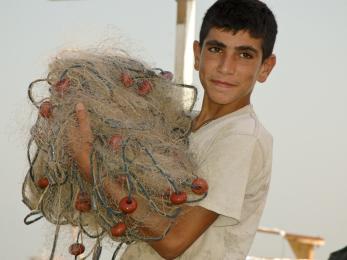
left=205, top=93, right=250, bottom=108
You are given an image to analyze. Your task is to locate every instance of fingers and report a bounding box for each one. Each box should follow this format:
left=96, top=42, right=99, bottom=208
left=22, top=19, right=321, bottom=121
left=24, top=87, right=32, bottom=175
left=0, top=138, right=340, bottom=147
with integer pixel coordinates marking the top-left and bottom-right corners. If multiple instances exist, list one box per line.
left=75, top=103, right=93, bottom=141
left=71, top=103, right=93, bottom=182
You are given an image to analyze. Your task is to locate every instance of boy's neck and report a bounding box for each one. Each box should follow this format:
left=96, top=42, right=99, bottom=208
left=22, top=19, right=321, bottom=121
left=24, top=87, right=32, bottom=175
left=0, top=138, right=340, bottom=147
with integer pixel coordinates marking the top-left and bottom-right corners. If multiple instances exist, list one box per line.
left=192, top=94, right=250, bottom=132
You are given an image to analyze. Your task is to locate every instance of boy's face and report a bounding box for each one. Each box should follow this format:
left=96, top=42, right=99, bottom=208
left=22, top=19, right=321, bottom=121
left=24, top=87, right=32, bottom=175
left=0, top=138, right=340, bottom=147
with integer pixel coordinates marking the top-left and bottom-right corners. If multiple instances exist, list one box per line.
left=193, top=28, right=275, bottom=108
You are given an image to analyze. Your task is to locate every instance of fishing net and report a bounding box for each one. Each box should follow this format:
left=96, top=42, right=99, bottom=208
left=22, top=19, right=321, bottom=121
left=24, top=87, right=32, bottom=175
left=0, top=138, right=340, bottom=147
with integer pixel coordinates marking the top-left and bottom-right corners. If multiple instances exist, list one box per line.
left=22, top=49, right=208, bottom=259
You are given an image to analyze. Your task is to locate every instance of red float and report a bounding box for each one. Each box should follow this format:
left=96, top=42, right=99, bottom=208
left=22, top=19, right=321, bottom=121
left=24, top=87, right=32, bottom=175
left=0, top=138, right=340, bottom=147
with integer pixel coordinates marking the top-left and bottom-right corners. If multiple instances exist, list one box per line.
left=170, top=191, right=187, bottom=205
left=37, top=177, right=49, bottom=189
left=69, top=243, right=85, bottom=256
left=39, top=101, right=53, bottom=118
left=160, top=71, right=174, bottom=81
left=119, top=197, right=137, bottom=214
left=108, top=134, right=122, bottom=151
left=137, top=80, right=153, bottom=96
left=111, top=222, right=127, bottom=237
left=54, top=78, right=70, bottom=96
left=120, top=73, right=134, bottom=88
left=191, top=178, right=208, bottom=195
left=75, top=191, right=92, bottom=212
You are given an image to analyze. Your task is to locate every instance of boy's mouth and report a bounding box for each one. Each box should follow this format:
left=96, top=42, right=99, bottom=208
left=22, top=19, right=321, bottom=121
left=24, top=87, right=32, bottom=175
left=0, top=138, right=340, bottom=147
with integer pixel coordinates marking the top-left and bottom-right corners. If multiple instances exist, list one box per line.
left=211, top=79, right=238, bottom=88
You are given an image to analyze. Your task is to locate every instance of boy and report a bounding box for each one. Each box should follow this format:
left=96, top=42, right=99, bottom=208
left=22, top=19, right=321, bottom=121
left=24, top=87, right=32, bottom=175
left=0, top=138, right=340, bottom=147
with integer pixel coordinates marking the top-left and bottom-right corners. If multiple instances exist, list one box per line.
left=72, top=0, right=277, bottom=259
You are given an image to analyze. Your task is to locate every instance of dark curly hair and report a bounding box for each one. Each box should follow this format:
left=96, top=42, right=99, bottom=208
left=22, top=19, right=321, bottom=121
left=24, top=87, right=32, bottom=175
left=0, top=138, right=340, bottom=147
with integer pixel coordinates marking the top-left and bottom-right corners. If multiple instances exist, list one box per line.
left=199, top=0, right=278, bottom=61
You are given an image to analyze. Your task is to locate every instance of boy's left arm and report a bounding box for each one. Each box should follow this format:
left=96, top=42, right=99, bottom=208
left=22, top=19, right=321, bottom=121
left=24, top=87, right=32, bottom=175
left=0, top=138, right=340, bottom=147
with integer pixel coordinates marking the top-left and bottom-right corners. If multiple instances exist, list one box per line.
left=103, top=179, right=218, bottom=260
left=146, top=205, right=218, bottom=260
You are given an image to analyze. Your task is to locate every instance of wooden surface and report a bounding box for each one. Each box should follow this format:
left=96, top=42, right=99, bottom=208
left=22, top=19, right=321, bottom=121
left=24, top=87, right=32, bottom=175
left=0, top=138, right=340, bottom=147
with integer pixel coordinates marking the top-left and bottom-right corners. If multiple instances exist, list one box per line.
left=257, top=227, right=325, bottom=259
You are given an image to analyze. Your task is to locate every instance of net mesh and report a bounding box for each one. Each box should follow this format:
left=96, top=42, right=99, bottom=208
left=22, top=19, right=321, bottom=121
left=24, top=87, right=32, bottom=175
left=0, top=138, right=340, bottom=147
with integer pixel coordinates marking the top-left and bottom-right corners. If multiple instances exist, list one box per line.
left=22, top=49, right=207, bottom=258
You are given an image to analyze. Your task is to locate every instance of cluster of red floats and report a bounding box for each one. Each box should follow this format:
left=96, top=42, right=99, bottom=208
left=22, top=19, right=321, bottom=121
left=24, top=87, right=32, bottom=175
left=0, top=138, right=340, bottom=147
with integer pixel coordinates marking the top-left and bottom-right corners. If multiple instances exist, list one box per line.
left=38, top=78, right=70, bottom=119
left=38, top=70, right=167, bottom=120
left=120, top=72, right=153, bottom=96
left=67, top=177, right=207, bottom=256
left=120, top=69, right=173, bottom=96
left=72, top=179, right=208, bottom=215
left=168, top=178, right=209, bottom=205
left=67, top=177, right=208, bottom=256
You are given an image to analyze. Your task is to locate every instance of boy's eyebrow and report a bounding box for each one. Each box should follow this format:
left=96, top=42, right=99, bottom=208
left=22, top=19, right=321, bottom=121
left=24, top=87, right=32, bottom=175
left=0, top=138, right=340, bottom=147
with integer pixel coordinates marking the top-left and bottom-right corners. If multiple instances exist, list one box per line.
left=235, top=45, right=259, bottom=54
left=204, top=40, right=227, bottom=48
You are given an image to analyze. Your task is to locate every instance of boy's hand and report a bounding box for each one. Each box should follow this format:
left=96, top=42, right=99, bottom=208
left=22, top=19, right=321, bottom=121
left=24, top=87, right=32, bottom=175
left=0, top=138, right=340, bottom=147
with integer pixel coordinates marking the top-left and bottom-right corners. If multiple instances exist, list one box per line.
left=69, top=103, right=94, bottom=182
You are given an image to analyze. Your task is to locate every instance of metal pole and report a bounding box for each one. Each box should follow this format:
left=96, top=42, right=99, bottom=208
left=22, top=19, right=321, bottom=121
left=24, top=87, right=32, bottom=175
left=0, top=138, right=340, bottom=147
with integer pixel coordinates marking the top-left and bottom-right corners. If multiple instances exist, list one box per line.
left=175, top=0, right=196, bottom=85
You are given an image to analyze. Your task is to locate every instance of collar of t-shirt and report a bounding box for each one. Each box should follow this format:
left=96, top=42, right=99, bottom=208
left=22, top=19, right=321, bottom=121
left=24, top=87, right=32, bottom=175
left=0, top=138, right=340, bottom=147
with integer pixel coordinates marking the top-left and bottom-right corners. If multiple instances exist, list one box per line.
left=190, top=104, right=253, bottom=134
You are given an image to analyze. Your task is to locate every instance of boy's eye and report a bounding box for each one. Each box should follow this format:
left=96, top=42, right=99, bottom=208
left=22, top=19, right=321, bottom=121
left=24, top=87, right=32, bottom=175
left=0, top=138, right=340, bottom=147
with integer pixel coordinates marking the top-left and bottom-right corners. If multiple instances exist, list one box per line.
left=240, top=52, right=253, bottom=59
left=208, top=47, right=222, bottom=53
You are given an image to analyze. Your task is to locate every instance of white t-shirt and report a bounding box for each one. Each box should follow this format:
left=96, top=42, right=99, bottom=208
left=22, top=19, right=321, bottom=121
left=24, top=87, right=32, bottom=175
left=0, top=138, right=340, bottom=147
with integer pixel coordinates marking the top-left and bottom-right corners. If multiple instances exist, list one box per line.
left=120, top=105, right=273, bottom=260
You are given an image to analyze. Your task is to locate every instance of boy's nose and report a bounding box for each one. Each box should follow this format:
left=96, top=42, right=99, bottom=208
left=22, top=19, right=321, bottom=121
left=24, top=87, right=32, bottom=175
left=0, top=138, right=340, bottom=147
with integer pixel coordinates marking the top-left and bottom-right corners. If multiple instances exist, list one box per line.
left=217, top=55, right=236, bottom=75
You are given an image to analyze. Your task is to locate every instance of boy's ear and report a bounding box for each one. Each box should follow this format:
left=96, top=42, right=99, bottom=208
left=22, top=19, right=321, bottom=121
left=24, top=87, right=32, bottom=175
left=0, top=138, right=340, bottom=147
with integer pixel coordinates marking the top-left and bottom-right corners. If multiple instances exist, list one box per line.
left=257, top=54, right=276, bottom=83
left=193, top=40, right=201, bottom=71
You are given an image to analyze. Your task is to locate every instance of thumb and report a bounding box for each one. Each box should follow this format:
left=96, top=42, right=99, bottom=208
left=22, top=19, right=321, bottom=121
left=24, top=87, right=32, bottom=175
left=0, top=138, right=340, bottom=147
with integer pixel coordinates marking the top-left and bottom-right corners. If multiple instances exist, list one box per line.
left=75, top=103, right=93, bottom=141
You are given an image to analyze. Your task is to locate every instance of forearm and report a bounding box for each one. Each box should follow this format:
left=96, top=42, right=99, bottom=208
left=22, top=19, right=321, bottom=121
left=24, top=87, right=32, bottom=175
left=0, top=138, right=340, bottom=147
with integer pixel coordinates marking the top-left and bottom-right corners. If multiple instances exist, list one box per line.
left=102, top=177, right=194, bottom=259
left=75, top=153, right=93, bottom=183
left=147, top=206, right=218, bottom=260
left=146, top=207, right=193, bottom=260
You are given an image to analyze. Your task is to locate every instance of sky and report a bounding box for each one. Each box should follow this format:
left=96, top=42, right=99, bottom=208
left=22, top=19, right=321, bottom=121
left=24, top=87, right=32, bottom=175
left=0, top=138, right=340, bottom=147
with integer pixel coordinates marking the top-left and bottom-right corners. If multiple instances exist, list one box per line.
left=1, top=0, right=347, bottom=259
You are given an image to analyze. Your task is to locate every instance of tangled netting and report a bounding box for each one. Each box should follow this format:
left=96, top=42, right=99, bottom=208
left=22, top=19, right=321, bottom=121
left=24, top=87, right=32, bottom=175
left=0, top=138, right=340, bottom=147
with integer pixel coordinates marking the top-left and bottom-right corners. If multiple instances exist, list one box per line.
left=22, top=49, right=209, bottom=259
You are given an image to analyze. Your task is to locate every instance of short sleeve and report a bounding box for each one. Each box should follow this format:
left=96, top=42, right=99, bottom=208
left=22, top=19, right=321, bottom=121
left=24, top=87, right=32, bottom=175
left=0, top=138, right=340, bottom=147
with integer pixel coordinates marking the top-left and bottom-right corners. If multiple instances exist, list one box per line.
left=196, top=132, right=259, bottom=224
